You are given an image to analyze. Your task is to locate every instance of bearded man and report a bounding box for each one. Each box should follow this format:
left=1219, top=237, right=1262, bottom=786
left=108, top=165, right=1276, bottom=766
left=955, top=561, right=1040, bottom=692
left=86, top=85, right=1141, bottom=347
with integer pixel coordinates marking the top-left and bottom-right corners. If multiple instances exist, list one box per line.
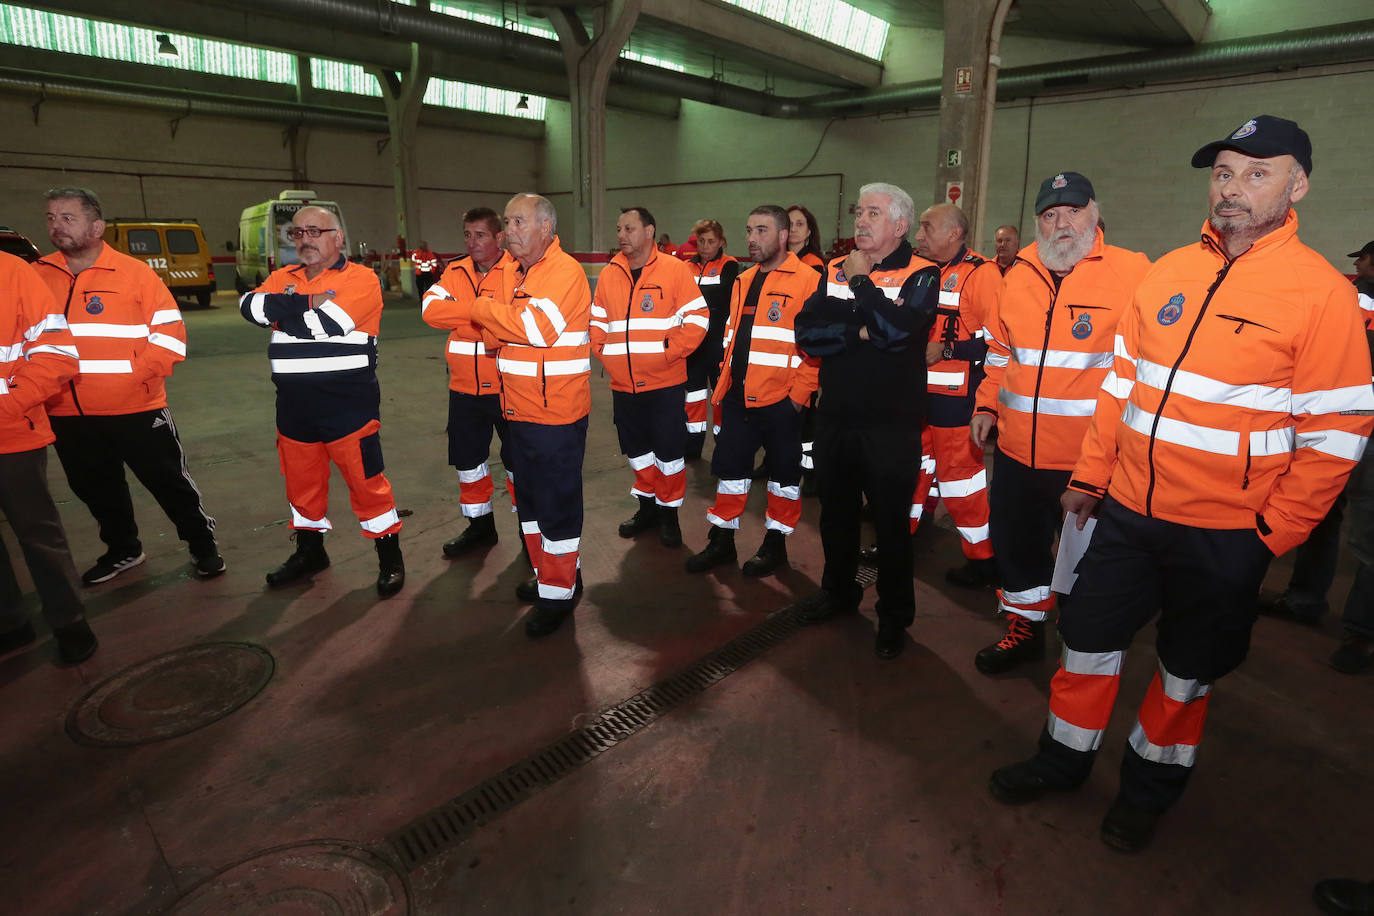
left=969, top=172, right=1151, bottom=675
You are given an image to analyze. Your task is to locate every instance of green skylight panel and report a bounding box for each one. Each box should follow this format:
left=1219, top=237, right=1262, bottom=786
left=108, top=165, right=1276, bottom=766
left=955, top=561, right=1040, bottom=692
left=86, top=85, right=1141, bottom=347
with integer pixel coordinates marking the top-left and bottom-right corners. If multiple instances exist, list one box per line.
left=311, top=58, right=546, bottom=119
left=429, top=2, right=684, bottom=72
left=722, top=0, right=888, bottom=59
left=0, top=3, right=295, bottom=83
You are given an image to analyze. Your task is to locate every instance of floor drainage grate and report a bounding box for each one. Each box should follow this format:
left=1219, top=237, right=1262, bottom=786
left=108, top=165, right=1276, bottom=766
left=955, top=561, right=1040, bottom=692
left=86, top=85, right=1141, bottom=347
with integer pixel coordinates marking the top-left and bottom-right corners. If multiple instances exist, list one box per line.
left=387, top=569, right=879, bottom=870
left=66, top=642, right=275, bottom=748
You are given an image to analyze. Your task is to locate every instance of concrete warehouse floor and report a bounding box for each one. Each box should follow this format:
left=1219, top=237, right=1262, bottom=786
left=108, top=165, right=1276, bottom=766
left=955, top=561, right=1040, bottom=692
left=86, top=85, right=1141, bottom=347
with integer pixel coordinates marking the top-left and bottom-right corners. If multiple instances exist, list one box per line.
left=0, top=291, right=1370, bottom=915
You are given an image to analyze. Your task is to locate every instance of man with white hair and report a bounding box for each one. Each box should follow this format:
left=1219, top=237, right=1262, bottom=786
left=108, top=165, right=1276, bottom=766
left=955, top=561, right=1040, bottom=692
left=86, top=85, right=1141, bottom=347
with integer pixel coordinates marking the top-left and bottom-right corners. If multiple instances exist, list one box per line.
left=794, top=182, right=940, bottom=659
left=969, top=172, right=1150, bottom=675
left=991, top=114, right=1374, bottom=853
left=241, top=205, right=405, bottom=597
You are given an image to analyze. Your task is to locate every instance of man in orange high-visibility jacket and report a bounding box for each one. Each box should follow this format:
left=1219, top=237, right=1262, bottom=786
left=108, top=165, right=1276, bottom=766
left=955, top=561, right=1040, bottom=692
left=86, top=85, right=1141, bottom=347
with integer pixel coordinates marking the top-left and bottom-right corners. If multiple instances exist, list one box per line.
left=0, top=251, right=98, bottom=666
left=685, top=205, right=819, bottom=578
left=990, top=115, right=1374, bottom=854
left=467, top=194, right=592, bottom=639
left=242, top=206, right=405, bottom=598
left=970, top=172, right=1150, bottom=676
left=421, top=207, right=517, bottom=558
left=592, top=206, right=708, bottom=548
left=411, top=241, right=440, bottom=296
left=910, top=202, right=1002, bottom=588
left=35, top=187, right=222, bottom=586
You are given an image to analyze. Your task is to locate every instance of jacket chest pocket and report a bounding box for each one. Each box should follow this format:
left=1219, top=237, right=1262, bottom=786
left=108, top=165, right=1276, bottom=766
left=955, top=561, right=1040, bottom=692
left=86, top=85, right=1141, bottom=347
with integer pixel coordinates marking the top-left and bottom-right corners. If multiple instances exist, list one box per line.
left=75, top=288, right=125, bottom=319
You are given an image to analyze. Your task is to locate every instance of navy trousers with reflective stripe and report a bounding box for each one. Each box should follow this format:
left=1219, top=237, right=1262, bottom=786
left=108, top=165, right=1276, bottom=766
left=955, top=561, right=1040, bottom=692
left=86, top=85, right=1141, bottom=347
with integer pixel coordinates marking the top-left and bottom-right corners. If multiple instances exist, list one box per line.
left=507, top=418, right=587, bottom=612
left=447, top=390, right=511, bottom=471
left=1033, top=496, right=1274, bottom=812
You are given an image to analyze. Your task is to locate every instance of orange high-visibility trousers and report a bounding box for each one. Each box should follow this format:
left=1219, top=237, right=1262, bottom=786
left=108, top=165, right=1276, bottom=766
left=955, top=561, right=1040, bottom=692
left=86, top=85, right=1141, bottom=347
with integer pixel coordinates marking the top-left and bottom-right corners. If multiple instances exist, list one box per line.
left=277, top=419, right=400, bottom=538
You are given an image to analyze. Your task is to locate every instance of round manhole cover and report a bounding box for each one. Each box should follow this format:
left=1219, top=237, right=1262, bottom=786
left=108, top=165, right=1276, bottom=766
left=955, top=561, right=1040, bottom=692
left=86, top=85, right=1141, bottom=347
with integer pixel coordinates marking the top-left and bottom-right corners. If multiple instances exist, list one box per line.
left=167, top=841, right=411, bottom=915
left=66, top=642, right=275, bottom=747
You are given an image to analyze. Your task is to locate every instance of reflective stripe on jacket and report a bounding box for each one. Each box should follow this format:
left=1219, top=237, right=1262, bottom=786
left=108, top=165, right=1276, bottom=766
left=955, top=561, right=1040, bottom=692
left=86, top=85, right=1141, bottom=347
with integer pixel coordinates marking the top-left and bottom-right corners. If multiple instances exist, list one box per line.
left=1, top=252, right=78, bottom=452
left=925, top=248, right=999, bottom=398
left=1070, top=212, right=1374, bottom=555
left=422, top=252, right=512, bottom=395
left=591, top=249, right=708, bottom=393
left=35, top=243, right=186, bottom=417
left=471, top=236, right=592, bottom=425
left=713, top=252, right=820, bottom=408
left=975, top=230, right=1151, bottom=470
left=240, top=255, right=383, bottom=379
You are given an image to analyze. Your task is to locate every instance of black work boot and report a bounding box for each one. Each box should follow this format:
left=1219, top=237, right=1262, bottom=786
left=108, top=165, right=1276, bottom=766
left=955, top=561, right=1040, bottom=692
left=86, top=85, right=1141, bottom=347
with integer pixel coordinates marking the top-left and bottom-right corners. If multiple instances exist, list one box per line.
left=266, top=531, right=330, bottom=587
left=618, top=495, right=658, bottom=539
left=974, top=613, right=1046, bottom=674
left=375, top=532, right=405, bottom=597
left=442, top=513, right=498, bottom=557
left=658, top=505, right=682, bottom=547
left=742, top=530, right=788, bottom=577
left=685, top=526, right=736, bottom=573
left=945, top=556, right=999, bottom=589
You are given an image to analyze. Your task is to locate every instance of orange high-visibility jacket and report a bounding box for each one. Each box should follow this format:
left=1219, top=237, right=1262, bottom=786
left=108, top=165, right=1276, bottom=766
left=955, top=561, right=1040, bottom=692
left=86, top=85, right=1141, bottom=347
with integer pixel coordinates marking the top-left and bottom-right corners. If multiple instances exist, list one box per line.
left=1070, top=213, right=1374, bottom=555
left=925, top=247, right=1001, bottom=398
left=471, top=236, right=592, bottom=425
left=411, top=249, right=439, bottom=273
left=712, top=252, right=820, bottom=408
left=421, top=252, right=513, bottom=395
left=976, top=231, right=1150, bottom=470
left=591, top=249, right=708, bottom=393
left=241, top=254, right=384, bottom=373
left=35, top=243, right=186, bottom=417
left=1, top=253, right=78, bottom=453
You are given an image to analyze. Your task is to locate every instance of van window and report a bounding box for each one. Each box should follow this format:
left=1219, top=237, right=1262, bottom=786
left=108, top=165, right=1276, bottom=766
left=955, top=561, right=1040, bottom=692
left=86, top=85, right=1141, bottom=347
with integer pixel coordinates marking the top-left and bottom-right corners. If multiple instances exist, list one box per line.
left=127, top=229, right=162, bottom=254
left=167, top=229, right=199, bottom=254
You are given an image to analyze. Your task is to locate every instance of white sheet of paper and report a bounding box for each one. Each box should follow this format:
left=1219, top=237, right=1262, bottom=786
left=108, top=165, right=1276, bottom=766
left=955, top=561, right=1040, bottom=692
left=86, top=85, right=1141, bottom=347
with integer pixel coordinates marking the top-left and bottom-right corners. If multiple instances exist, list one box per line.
left=1052, top=511, right=1098, bottom=595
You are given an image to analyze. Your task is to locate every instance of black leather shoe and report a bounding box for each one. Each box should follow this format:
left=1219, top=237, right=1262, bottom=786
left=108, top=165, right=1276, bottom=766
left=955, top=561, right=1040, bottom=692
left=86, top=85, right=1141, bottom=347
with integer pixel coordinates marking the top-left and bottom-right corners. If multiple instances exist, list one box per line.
left=741, top=530, right=788, bottom=577
left=442, top=515, right=498, bottom=557
left=618, top=497, right=657, bottom=539
left=974, top=615, right=1045, bottom=675
left=658, top=506, right=682, bottom=548
left=1313, top=878, right=1374, bottom=915
left=945, top=557, right=999, bottom=589
left=1256, top=591, right=1324, bottom=626
left=524, top=605, right=572, bottom=638
left=1100, top=798, right=1159, bottom=853
left=795, top=589, right=860, bottom=624
left=686, top=527, right=736, bottom=573
left=375, top=533, right=405, bottom=598
left=53, top=619, right=98, bottom=666
left=266, top=531, right=329, bottom=587
left=989, top=759, right=1077, bottom=805
left=874, top=624, right=904, bottom=659
left=0, top=621, right=38, bottom=655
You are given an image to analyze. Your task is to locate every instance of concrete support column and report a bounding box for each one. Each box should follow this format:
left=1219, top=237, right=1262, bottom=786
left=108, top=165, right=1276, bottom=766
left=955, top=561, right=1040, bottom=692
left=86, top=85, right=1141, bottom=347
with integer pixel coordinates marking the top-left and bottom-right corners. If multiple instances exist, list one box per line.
left=546, top=0, right=641, bottom=253
left=933, top=0, right=1015, bottom=249
left=369, top=41, right=431, bottom=296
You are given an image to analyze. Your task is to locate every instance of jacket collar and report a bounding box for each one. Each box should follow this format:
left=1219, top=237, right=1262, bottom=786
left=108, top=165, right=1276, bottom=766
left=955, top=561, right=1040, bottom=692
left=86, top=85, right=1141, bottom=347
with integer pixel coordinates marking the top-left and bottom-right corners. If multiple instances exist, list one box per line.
left=38, top=240, right=116, bottom=276
left=1199, top=208, right=1299, bottom=261
left=287, top=253, right=349, bottom=276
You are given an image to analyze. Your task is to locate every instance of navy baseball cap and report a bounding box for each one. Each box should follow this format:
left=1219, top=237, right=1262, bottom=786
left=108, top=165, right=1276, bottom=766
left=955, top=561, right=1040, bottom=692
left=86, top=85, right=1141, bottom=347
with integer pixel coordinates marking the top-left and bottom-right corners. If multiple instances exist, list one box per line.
left=1348, top=241, right=1374, bottom=259
left=1034, top=171, right=1095, bottom=214
left=1190, top=115, right=1313, bottom=174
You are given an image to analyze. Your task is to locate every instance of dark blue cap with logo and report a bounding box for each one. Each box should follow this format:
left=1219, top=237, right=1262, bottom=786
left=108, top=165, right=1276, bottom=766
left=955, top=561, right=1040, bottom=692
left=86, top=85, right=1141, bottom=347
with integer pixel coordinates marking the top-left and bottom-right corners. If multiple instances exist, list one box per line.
left=1190, top=114, right=1313, bottom=174
left=1034, top=171, right=1095, bottom=214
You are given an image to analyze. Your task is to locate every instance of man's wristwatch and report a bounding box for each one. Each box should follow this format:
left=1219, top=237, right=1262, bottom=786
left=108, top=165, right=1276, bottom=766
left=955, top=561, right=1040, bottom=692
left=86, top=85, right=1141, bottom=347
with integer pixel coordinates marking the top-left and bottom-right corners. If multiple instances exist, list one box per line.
left=847, top=273, right=868, bottom=290
left=941, top=344, right=955, bottom=360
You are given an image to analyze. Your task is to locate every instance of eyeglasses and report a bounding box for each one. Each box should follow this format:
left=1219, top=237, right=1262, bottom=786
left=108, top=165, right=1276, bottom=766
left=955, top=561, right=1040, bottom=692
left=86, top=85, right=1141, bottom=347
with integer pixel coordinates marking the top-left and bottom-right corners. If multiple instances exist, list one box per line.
left=285, top=227, right=339, bottom=240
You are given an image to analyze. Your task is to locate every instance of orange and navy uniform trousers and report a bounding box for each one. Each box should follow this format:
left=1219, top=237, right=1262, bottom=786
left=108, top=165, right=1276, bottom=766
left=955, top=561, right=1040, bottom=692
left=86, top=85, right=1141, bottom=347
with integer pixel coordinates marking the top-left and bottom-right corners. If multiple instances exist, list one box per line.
left=591, top=249, right=708, bottom=509
left=470, top=237, right=592, bottom=612
left=909, top=248, right=998, bottom=561
left=975, top=231, right=1150, bottom=624
left=684, top=253, right=739, bottom=458
left=1030, top=213, right=1374, bottom=811
left=421, top=252, right=517, bottom=519
left=706, top=253, right=819, bottom=536
left=240, top=254, right=400, bottom=540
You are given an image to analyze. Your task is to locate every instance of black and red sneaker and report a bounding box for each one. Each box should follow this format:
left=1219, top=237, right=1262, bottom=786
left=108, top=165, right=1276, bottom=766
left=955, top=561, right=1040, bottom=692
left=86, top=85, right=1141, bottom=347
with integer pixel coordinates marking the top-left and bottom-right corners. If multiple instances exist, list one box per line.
left=974, top=613, right=1045, bottom=674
